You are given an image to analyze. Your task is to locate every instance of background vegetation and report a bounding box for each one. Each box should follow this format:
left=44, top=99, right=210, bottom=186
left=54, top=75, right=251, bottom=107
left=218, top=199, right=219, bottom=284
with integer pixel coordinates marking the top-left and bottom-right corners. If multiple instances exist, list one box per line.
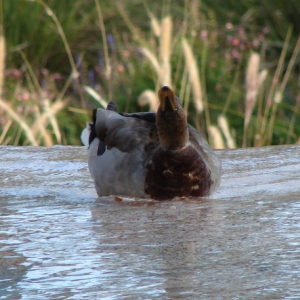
left=0, top=0, right=299, bottom=148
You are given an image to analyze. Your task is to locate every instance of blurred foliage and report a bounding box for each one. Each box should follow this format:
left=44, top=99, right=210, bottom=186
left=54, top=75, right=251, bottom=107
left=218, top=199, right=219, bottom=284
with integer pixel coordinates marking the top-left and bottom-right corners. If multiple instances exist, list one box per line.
left=0, top=0, right=299, bottom=147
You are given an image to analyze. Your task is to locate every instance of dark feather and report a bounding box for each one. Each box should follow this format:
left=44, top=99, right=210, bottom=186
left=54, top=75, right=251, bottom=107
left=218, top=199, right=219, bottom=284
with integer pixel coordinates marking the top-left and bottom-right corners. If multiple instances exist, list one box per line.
left=120, top=112, right=156, bottom=123
left=106, top=101, right=117, bottom=112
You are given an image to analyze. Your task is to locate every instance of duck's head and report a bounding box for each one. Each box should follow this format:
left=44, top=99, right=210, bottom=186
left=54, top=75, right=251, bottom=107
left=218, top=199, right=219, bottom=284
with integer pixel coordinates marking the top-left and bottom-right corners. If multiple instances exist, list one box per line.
left=156, top=86, right=189, bottom=150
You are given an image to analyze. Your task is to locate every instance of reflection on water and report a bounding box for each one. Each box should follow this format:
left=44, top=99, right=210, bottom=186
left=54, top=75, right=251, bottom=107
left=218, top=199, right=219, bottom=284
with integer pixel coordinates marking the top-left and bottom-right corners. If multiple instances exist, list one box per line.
left=0, top=145, right=300, bottom=299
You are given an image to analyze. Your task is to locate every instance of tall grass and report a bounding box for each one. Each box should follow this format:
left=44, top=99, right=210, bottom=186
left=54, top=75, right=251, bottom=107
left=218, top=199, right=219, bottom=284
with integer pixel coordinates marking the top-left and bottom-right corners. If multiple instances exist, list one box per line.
left=0, top=0, right=78, bottom=145
left=0, top=0, right=299, bottom=147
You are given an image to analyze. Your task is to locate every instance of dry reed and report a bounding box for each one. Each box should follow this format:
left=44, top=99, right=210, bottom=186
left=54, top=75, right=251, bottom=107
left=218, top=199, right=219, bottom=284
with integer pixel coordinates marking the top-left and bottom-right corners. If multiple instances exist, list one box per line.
left=218, top=115, right=236, bottom=149
left=95, top=0, right=111, bottom=80
left=150, top=14, right=161, bottom=37
left=32, top=105, right=53, bottom=146
left=265, top=35, right=300, bottom=145
left=138, top=90, right=159, bottom=112
left=84, top=86, right=108, bottom=108
left=0, top=99, right=39, bottom=145
left=0, top=36, right=69, bottom=145
left=208, top=125, right=225, bottom=149
left=28, top=0, right=87, bottom=115
left=116, top=2, right=142, bottom=42
left=159, top=16, right=172, bottom=86
left=182, top=38, right=203, bottom=113
left=140, top=16, right=173, bottom=89
left=43, top=98, right=62, bottom=144
left=286, top=94, right=300, bottom=144
left=139, top=15, right=174, bottom=110
left=141, top=47, right=162, bottom=82
left=31, top=99, right=68, bottom=136
left=0, top=30, right=40, bottom=145
left=257, top=27, right=293, bottom=146
left=243, top=52, right=267, bottom=147
left=0, top=27, right=4, bottom=99
left=0, top=119, right=12, bottom=145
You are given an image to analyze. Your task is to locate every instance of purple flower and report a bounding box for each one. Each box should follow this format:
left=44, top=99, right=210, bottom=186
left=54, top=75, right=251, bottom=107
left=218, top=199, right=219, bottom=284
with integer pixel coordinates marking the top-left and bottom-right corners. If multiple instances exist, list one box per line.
left=88, top=69, right=96, bottom=87
left=107, top=34, right=116, bottom=51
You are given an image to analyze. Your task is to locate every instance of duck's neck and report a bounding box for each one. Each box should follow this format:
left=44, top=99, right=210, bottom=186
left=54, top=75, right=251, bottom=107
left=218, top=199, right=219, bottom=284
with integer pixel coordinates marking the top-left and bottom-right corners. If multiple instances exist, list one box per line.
left=156, top=108, right=189, bottom=151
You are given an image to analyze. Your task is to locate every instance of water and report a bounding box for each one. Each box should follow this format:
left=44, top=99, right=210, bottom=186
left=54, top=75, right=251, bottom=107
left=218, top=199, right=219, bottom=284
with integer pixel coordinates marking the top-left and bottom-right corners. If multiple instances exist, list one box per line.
left=0, top=145, right=300, bottom=299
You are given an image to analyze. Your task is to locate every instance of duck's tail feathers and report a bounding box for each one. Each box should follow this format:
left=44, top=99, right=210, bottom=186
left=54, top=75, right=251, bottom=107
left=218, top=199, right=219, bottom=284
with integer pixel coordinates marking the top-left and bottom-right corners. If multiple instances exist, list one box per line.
left=81, top=125, right=91, bottom=147
left=81, top=102, right=116, bottom=147
left=106, top=101, right=117, bottom=112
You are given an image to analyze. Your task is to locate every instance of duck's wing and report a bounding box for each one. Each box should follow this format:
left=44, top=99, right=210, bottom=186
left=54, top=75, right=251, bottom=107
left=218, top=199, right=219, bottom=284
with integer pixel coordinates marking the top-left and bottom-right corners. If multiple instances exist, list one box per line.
left=86, top=105, right=158, bottom=198
left=120, top=112, right=156, bottom=123
left=83, top=100, right=158, bottom=153
left=93, top=108, right=158, bottom=154
left=188, top=125, right=222, bottom=193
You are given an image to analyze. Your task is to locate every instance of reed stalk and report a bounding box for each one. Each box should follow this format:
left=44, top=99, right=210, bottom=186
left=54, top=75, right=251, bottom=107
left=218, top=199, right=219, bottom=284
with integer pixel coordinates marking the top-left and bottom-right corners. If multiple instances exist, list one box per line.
left=19, top=50, right=43, bottom=98
left=0, top=119, right=12, bottom=145
left=141, top=47, right=161, bottom=80
left=116, top=1, right=142, bottom=42
left=222, top=55, right=243, bottom=115
left=200, top=38, right=210, bottom=130
left=183, top=81, right=191, bottom=112
left=141, top=16, right=173, bottom=88
left=160, top=16, right=172, bottom=86
left=182, top=38, right=203, bottom=113
left=84, top=86, right=108, bottom=108
left=208, top=125, right=225, bottom=149
left=95, top=0, right=111, bottom=80
left=286, top=95, right=300, bottom=144
left=218, top=115, right=236, bottom=148
left=139, top=15, right=174, bottom=110
left=28, top=0, right=79, bottom=79
left=266, top=35, right=300, bottom=144
left=31, top=99, right=68, bottom=136
left=27, top=0, right=86, bottom=116
left=243, top=52, right=267, bottom=147
left=43, top=98, right=61, bottom=144
left=150, top=14, right=161, bottom=37
left=259, top=27, right=292, bottom=144
left=32, top=105, right=53, bottom=146
left=138, top=90, right=158, bottom=112
left=143, top=0, right=162, bottom=38
left=0, top=25, right=41, bottom=145
left=179, top=64, right=188, bottom=109
left=0, top=99, right=39, bottom=145
left=0, top=27, right=4, bottom=99
left=19, top=50, right=58, bottom=145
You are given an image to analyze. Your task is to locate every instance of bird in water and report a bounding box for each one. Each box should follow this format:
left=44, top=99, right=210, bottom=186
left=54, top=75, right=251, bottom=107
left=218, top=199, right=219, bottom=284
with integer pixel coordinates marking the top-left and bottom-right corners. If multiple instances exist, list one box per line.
left=81, top=86, right=221, bottom=200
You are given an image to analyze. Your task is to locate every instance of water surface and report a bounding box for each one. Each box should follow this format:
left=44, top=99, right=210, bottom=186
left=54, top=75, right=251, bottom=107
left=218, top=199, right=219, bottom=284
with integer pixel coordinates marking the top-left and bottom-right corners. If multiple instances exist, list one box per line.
left=0, top=145, right=300, bottom=299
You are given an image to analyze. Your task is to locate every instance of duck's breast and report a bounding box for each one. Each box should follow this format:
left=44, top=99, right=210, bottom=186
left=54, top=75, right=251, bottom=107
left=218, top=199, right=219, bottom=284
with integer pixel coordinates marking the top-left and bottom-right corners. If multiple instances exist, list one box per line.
left=144, top=145, right=213, bottom=200
left=188, top=125, right=222, bottom=194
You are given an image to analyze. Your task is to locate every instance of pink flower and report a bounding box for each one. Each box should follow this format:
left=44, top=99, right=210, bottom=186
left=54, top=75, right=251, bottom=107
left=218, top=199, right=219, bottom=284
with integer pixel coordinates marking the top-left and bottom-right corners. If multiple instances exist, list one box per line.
left=23, top=92, right=30, bottom=101
left=117, top=64, right=125, bottom=72
left=200, top=30, right=208, bottom=40
left=123, top=50, right=131, bottom=57
left=262, top=27, right=269, bottom=34
left=232, top=38, right=240, bottom=46
left=238, top=27, right=245, bottom=36
left=252, top=39, right=260, bottom=48
left=226, top=23, right=233, bottom=30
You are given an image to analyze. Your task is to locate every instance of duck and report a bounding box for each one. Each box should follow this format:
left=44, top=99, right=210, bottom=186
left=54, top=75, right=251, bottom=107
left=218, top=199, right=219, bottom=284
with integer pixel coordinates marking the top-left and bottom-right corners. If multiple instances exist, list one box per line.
left=81, top=86, right=221, bottom=200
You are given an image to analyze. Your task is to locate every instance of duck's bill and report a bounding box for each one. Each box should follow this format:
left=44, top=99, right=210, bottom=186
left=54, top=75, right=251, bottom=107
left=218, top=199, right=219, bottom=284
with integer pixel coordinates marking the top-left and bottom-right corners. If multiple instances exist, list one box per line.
left=158, top=86, right=177, bottom=112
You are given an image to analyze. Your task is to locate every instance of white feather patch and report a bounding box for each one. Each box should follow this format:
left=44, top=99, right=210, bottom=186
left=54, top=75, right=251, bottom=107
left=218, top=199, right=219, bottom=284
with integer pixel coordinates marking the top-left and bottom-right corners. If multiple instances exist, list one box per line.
left=80, top=125, right=91, bottom=146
